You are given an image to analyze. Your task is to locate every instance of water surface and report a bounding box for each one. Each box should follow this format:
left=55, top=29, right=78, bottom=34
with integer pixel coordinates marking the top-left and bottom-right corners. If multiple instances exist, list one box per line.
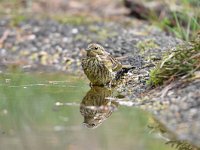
left=0, top=72, right=175, bottom=150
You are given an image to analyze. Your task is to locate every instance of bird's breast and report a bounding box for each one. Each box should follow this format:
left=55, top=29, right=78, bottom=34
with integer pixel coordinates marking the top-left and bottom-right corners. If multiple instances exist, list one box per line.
left=81, top=57, right=114, bottom=85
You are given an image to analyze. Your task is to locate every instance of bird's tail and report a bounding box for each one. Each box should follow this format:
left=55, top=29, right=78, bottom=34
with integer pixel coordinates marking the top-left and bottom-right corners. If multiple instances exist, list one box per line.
left=115, top=66, right=135, bottom=81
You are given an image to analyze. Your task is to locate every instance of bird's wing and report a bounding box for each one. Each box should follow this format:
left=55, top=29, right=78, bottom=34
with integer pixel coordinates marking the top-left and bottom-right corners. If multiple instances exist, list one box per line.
left=100, top=55, right=122, bottom=72
left=109, top=55, right=122, bottom=71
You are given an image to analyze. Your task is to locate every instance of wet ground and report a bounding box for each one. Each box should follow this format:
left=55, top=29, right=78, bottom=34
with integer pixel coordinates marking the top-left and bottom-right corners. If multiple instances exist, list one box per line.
left=0, top=16, right=199, bottom=149
left=0, top=3, right=199, bottom=149
left=0, top=71, right=177, bottom=150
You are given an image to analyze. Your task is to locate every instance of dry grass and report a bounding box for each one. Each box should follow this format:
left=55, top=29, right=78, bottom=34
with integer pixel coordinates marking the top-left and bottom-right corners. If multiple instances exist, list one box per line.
left=148, top=32, right=200, bottom=86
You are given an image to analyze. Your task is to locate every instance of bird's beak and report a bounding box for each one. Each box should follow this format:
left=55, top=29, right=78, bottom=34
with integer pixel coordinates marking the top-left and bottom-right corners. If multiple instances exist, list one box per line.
left=104, top=51, right=110, bottom=55
left=86, top=47, right=91, bottom=51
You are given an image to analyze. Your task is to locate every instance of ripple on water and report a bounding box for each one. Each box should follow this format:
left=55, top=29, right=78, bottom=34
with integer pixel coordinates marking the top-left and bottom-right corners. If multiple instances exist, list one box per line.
left=0, top=71, right=197, bottom=150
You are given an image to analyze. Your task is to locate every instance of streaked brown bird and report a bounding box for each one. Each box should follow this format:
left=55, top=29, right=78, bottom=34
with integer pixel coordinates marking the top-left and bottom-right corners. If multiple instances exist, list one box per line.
left=80, top=86, right=118, bottom=128
left=81, top=43, right=133, bottom=86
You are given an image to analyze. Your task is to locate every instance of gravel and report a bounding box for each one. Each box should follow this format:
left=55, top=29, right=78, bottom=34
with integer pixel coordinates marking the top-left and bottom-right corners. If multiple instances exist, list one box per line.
left=148, top=79, right=200, bottom=148
left=1, top=17, right=199, bottom=148
left=0, top=18, right=181, bottom=73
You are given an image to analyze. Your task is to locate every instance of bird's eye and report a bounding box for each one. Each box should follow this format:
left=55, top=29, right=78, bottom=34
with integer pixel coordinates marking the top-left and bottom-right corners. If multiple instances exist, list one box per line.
left=94, top=47, right=98, bottom=50
left=91, top=123, right=96, bottom=127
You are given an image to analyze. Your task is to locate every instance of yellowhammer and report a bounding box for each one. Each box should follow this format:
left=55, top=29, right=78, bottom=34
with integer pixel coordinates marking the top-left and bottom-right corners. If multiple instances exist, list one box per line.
left=81, top=43, right=134, bottom=86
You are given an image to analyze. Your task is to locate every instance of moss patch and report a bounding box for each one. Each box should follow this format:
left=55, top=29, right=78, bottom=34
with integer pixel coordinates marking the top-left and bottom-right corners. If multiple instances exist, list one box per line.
left=9, top=14, right=27, bottom=26
left=53, top=15, right=99, bottom=26
left=147, top=33, right=200, bottom=86
left=136, top=39, right=159, bottom=54
left=89, top=25, right=117, bottom=41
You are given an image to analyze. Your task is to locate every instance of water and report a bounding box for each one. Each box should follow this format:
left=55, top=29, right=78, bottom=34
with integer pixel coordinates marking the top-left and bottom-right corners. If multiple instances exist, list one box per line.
left=0, top=71, right=176, bottom=150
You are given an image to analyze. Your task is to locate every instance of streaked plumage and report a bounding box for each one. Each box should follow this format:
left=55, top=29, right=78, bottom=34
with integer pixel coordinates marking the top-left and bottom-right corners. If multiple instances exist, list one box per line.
left=81, top=43, right=122, bottom=86
left=80, top=86, right=118, bottom=128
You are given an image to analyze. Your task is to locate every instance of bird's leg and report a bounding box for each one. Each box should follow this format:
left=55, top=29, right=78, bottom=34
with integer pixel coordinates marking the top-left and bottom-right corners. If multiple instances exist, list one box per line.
left=107, top=81, right=112, bottom=88
left=89, top=82, right=93, bottom=87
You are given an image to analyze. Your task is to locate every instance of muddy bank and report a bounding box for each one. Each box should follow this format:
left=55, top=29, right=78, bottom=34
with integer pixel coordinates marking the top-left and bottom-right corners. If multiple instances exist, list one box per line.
left=0, top=16, right=200, bottom=148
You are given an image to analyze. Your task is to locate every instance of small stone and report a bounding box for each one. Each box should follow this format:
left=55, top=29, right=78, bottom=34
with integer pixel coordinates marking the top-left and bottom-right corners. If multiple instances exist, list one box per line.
left=72, top=28, right=78, bottom=34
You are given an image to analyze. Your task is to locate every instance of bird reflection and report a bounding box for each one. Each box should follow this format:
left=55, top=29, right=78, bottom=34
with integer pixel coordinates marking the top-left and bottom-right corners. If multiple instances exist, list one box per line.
left=80, top=86, right=118, bottom=129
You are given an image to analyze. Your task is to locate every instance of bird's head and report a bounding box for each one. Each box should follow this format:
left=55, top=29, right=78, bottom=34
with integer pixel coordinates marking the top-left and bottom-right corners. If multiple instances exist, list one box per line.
left=86, top=43, right=108, bottom=57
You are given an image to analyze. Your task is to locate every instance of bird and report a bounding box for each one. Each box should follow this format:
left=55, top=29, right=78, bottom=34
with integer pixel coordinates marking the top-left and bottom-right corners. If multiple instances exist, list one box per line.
left=80, top=86, right=118, bottom=128
left=81, top=43, right=134, bottom=87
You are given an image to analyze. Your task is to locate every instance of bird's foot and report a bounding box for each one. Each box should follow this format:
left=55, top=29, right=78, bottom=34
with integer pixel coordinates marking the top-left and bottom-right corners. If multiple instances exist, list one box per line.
left=107, top=82, right=112, bottom=88
left=89, top=82, right=93, bottom=87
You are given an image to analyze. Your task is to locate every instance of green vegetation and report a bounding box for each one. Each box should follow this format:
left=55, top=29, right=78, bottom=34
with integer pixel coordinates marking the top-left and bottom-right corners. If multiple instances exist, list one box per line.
left=152, top=0, right=200, bottom=41
left=53, top=15, right=98, bottom=26
left=89, top=25, right=118, bottom=40
left=147, top=33, right=200, bottom=86
left=9, top=13, right=27, bottom=26
left=167, top=13, right=199, bottom=42
left=136, top=39, right=159, bottom=54
left=0, top=0, right=28, bottom=26
left=0, top=0, right=199, bottom=41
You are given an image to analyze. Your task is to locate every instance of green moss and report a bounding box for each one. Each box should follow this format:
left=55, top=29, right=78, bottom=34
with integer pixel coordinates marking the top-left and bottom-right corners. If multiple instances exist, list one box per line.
left=10, top=14, right=27, bottom=26
left=147, top=68, right=163, bottom=86
left=136, top=39, right=159, bottom=54
left=88, top=25, right=117, bottom=40
left=147, top=33, right=200, bottom=86
left=98, top=29, right=117, bottom=40
left=53, top=15, right=97, bottom=26
left=149, top=0, right=200, bottom=41
left=0, top=0, right=28, bottom=26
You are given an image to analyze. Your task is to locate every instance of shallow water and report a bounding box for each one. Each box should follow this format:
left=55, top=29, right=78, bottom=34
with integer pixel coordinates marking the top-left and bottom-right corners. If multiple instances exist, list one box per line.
left=0, top=71, right=176, bottom=150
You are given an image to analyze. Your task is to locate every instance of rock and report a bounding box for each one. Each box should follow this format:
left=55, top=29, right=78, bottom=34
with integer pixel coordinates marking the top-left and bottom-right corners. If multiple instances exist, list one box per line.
left=1, top=16, right=199, bottom=148
left=0, top=17, right=181, bottom=73
left=149, top=79, right=200, bottom=147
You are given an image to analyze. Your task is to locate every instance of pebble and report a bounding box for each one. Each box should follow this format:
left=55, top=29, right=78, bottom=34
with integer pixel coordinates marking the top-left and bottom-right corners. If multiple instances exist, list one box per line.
left=1, top=18, right=198, bottom=146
